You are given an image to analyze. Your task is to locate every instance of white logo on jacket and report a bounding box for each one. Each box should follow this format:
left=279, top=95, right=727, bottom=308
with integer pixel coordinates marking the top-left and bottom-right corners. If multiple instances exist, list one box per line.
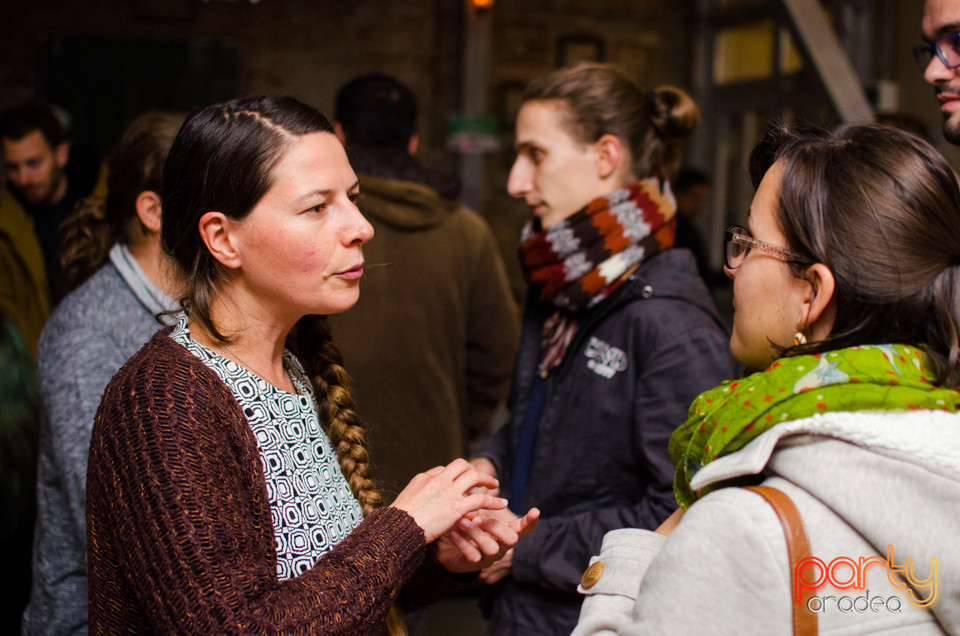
left=584, top=337, right=628, bottom=378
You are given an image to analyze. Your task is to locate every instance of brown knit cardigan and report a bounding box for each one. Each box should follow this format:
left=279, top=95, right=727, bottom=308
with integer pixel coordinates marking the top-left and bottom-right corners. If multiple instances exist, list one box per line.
left=87, top=331, right=455, bottom=634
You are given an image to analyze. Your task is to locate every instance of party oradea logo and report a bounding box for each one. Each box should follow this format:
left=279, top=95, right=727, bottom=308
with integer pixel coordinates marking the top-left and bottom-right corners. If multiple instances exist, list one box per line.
left=795, top=545, right=937, bottom=613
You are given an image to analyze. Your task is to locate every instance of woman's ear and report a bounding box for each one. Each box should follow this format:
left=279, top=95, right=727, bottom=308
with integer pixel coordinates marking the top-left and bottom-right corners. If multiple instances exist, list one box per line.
left=593, top=134, right=625, bottom=180
left=135, top=190, right=162, bottom=234
left=198, top=211, right=242, bottom=269
left=803, top=262, right=836, bottom=339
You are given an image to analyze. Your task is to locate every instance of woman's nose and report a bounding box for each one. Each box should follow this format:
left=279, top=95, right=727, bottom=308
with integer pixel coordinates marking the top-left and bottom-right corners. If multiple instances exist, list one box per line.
left=347, top=203, right=374, bottom=245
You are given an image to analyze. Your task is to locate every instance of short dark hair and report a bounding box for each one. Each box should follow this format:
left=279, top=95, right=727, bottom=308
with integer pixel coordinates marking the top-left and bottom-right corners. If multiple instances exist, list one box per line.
left=334, top=73, right=416, bottom=149
left=673, top=167, right=710, bottom=192
left=0, top=102, right=65, bottom=148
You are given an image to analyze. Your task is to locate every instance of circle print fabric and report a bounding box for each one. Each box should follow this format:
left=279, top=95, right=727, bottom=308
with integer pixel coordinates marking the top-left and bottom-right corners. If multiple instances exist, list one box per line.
left=170, top=317, right=363, bottom=580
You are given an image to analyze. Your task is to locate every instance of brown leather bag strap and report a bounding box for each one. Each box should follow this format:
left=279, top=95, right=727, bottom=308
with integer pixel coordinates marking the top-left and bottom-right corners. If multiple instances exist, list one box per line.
left=744, top=485, right=818, bottom=636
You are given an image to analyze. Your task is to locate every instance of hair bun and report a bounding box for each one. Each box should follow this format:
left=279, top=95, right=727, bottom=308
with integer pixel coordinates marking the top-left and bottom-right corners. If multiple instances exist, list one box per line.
left=650, top=86, right=700, bottom=139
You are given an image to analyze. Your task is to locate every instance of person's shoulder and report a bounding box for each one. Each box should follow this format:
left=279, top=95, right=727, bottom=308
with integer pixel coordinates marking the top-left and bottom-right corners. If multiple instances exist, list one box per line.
left=101, top=332, right=204, bottom=405
left=629, top=252, right=722, bottom=311
left=605, top=271, right=729, bottom=343
left=0, top=186, right=27, bottom=221
left=40, top=264, right=139, bottom=343
left=615, top=264, right=702, bottom=311
left=123, top=330, right=188, bottom=371
left=636, top=248, right=703, bottom=286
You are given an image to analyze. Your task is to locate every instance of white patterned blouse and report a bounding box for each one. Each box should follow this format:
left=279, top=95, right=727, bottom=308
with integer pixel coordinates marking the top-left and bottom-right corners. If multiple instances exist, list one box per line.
left=169, top=315, right=364, bottom=580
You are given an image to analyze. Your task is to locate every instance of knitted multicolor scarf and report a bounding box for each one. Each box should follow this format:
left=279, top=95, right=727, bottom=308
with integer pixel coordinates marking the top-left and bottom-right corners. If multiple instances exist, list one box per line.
left=519, top=178, right=676, bottom=375
left=669, top=344, right=960, bottom=508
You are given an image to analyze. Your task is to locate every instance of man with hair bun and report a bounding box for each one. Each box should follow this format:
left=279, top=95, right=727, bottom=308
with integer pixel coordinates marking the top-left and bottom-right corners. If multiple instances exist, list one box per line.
left=469, top=63, right=736, bottom=635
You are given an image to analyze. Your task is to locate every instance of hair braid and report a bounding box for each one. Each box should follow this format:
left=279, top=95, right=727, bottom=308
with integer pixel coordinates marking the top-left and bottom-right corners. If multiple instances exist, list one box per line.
left=290, top=316, right=406, bottom=635
left=60, top=111, right=182, bottom=296
left=58, top=197, right=114, bottom=295
left=290, top=315, right=382, bottom=514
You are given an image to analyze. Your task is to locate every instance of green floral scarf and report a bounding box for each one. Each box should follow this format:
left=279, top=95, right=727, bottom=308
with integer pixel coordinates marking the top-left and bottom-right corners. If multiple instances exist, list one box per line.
left=669, top=344, right=960, bottom=508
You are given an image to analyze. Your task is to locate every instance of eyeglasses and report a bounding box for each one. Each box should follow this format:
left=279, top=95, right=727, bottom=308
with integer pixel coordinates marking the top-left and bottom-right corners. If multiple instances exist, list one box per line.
left=914, top=32, right=960, bottom=72
left=724, top=226, right=808, bottom=270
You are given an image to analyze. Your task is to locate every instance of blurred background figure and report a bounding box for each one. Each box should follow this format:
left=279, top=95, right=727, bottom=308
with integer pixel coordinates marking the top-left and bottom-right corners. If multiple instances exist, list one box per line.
left=330, top=73, right=519, bottom=499
left=0, top=196, right=49, bottom=359
left=23, top=111, right=183, bottom=636
left=672, top=168, right=711, bottom=279
left=672, top=167, right=730, bottom=292
left=0, top=103, right=102, bottom=303
left=0, top=316, right=40, bottom=635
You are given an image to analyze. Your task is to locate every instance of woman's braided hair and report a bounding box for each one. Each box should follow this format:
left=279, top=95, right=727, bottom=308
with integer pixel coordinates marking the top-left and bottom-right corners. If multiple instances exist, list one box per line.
left=59, top=111, right=182, bottom=295
left=161, top=96, right=403, bottom=634
left=290, top=315, right=382, bottom=515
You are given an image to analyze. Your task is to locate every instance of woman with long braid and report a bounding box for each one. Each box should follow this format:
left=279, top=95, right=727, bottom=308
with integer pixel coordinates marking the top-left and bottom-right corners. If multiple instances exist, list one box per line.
left=86, top=96, right=537, bottom=635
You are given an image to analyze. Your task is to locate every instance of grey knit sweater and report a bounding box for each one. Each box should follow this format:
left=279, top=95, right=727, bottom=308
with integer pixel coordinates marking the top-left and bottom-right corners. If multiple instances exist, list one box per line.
left=22, top=245, right=176, bottom=636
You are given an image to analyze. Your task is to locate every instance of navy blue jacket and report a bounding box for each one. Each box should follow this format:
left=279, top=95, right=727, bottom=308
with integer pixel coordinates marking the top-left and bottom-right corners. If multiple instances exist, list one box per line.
left=472, top=248, right=738, bottom=635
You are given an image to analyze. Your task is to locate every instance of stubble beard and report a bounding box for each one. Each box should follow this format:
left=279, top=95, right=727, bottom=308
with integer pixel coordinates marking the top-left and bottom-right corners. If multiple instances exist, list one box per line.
left=938, top=83, right=960, bottom=145
left=945, top=115, right=960, bottom=145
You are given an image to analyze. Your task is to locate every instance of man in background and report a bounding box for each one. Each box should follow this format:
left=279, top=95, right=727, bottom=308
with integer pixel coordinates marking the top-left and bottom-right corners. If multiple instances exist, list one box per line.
left=330, top=73, right=519, bottom=499
left=1, top=103, right=100, bottom=303
left=920, top=0, right=960, bottom=144
left=672, top=168, right=711, bottom=282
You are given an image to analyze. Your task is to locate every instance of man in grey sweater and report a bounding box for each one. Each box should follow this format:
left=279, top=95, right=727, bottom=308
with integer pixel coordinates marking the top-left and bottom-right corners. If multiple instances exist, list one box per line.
left=22, top=111, right=182, bottom=636
left=23, top=245, right=178, bottom=636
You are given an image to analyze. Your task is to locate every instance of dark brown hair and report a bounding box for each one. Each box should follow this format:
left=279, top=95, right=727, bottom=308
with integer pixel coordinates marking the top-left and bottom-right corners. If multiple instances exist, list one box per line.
left=58, top=111, right=182, bottom=294
left=749, top=122, right=960, bottom=388
left=335, top=73, right=416, bottom=149
left=0, top=102, right=65, bottom=147
left=161, top=97, right=384, bottom=524
left=522, top=62, right=699, bottom=179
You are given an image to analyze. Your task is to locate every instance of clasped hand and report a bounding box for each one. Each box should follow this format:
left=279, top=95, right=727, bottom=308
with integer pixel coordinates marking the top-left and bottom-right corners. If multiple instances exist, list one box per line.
left=391, top=458, right=539, bottom=573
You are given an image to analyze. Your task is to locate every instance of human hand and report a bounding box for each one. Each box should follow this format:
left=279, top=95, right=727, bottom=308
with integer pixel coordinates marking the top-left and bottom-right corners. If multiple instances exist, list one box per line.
left=391, top=459, right=506, bottom=543
left=479, top=548, right=513, bottom=584
left=467, top=457, right=499, bottom=497
left=438, top=507, right=540, bottom=574
left=479, top=504, right=519, bottom=526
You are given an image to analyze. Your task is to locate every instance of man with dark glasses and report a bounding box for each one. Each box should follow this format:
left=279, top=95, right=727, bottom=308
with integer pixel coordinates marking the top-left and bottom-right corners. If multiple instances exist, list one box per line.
left=918, top=0, right=960, bottom=143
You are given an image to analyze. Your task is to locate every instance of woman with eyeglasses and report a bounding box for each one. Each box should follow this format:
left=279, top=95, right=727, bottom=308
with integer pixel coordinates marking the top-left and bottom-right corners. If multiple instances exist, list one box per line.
left=573, top=122, right=960, bottom=635
left=467, top=63, right=737, bottom=634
